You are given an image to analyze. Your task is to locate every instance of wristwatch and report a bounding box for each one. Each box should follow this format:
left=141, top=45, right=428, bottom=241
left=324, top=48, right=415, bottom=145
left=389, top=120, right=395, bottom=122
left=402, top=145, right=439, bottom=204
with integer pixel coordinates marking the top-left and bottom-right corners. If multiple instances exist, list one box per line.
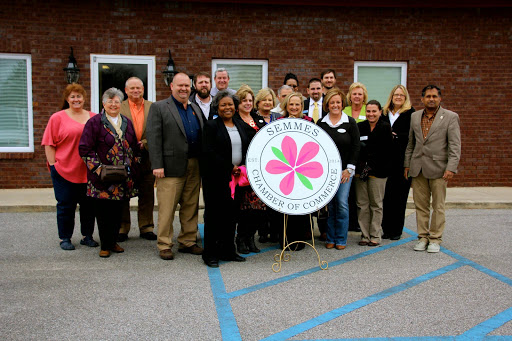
left=346, top=168, right=354, bottom=175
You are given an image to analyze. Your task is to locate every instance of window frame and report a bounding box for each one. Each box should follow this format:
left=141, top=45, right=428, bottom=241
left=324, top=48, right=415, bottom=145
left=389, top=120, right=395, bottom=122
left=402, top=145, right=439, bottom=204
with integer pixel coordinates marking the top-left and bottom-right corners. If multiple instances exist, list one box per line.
left=211, top=59, right=268, bottom=91
left=90, top=54, right=156, bottom=114
left=0, top=53, right=33, bottom=153
left=354, top=61, right=408, bottom=86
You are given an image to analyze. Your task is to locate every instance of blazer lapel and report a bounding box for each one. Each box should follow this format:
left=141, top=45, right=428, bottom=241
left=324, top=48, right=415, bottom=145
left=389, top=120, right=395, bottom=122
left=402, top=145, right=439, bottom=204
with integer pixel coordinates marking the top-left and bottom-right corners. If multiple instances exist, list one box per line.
left=142, top=100, right=151, bottom=137
left=167, top=97, right=187, bottom=137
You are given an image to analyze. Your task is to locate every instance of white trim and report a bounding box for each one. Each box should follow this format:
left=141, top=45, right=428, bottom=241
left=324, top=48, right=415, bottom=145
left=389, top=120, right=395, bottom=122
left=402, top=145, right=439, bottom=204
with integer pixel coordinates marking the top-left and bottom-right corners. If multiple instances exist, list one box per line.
left=354, top=61, right=407, bottom=86
left=0, top=53, right=33, bottom=153
left=90, top=54, right=156, bottom=113
left=212, top=59, right=268, bottom=89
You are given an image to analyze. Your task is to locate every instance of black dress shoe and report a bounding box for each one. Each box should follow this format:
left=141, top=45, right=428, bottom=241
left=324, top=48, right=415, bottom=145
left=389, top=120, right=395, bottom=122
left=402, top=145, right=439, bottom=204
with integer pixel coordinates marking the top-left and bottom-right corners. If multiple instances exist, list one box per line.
left=382, top=234, right=391, bottom=239
left=140, top=232, right=157, bottom=240
left=220, top=254, right=246, bottom=262
left=204, top=258, right=219, bottom=268
left=117, top=233, right=128, bottom=242
left=390, top=235, right=401, bottom=240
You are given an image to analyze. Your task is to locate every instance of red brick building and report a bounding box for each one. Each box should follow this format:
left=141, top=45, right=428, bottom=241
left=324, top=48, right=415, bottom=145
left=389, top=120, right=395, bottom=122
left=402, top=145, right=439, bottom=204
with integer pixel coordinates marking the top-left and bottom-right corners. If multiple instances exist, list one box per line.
left=0, top=0, right=511, bottom=188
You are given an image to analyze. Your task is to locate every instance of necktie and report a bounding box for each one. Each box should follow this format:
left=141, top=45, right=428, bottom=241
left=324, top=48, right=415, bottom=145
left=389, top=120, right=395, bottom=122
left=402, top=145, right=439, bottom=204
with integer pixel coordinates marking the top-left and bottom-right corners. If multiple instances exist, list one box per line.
left=313, top=102, right=319, bottom=123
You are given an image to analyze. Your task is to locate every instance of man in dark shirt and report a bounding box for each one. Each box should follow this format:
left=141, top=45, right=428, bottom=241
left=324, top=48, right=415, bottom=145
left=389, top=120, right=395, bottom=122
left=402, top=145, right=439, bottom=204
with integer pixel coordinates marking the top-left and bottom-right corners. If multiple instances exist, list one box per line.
left=147, top=73, right=205, bottom=260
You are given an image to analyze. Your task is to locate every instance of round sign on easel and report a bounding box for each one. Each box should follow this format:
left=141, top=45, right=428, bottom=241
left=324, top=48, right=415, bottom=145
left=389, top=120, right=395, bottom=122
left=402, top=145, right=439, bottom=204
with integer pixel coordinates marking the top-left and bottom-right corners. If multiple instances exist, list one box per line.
left=246, top=119, right=342, bottom=215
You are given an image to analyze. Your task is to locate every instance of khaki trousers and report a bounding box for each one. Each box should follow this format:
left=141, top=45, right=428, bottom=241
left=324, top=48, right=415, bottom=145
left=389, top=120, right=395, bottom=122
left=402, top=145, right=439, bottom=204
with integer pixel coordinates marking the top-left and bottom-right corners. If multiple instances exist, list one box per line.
left=412, top=172, right=447, bottom=245
left=355, top=176, right=387, bottom=243
left=120, top=169, right=155, bottom=234
left=156, top=158, right=200, bottom=251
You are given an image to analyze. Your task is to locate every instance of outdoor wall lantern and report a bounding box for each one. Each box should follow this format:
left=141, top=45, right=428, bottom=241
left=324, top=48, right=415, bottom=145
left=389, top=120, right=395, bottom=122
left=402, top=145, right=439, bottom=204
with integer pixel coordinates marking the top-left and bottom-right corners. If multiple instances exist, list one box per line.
left=63, top=47, right=80, bottom=84
left=163, top=49, right=177, bottom=87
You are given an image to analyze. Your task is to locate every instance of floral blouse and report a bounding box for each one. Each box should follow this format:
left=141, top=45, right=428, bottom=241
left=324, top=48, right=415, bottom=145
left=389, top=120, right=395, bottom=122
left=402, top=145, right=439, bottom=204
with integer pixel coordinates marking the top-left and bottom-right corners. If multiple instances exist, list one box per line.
left=79, top=111, right=140, bottom=200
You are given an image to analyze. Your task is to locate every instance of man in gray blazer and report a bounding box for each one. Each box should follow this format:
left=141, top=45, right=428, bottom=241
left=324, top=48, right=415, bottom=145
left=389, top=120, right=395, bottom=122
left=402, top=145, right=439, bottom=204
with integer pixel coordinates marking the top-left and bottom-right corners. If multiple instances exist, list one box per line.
left=147, top=73, right=205, bottom=260
left=404, top=85, right=461, bottom=253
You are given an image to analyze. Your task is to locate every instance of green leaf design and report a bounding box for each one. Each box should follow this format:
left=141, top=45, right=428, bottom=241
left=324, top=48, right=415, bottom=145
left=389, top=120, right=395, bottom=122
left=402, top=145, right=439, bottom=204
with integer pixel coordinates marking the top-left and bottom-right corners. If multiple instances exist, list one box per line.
left=272, top=146, right=289, bottom=165
left=297, top=172, right=313, bottom=190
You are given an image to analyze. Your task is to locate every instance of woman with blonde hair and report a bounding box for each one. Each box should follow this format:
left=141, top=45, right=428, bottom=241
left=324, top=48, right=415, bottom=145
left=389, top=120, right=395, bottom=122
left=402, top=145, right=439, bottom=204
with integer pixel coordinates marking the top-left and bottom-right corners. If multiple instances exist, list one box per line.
left=318, top=88, right=360, bottom=250
left=233, top=85, right=266, bottom=254
left=254, top=87, right=280, bottom=124
left=344, top=82, right=368, bottom=123
left=381, top=85, right=415, bottom=240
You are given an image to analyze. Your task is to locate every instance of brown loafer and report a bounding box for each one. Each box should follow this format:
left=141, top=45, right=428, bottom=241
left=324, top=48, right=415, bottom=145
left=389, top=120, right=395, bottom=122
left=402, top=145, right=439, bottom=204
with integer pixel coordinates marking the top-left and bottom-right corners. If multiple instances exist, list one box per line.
left=178, top=244, right=203, bottom=255
left=335, top=245, right=346, bottom=250
left=159, top=249, right=174, bottom=260
left=325, top=243, right=335, bottom=249
left=111, top=244, right=124, bottom=253
left=358, top=241, right=369, bottom=246
left=99, top=250, right=110, bottom=258
left=368, top=241, right=380, bottom=247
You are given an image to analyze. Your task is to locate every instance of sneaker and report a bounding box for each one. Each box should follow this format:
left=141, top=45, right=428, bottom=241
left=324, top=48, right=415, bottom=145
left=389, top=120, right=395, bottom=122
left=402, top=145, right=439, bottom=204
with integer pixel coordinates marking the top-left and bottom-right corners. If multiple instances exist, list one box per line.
left=413, top=240, right=428, bottom=251
left=60, top=239, right=75, bottom=251
left=80, top=236, right=99, bottom=247
left=427, top=243, right=441, bottom=253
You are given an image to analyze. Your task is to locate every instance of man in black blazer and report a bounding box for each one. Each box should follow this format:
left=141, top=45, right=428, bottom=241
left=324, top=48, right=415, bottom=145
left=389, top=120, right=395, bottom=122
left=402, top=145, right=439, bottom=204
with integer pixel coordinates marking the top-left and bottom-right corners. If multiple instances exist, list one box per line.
left=147, top=73, right=205, bottom=260
left=303, top=78, right=328, bottom=123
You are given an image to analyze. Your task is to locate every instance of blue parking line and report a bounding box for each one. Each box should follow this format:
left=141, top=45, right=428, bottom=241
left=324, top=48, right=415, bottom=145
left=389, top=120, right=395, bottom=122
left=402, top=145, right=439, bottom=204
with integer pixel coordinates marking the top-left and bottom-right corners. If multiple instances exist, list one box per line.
left=227, top=236, right=416, bottom=299
left=202, top=223, right=512, bottom=339
left=458, top=306, right=512, bottom=339
left=260, top=262, right=464, bottom=341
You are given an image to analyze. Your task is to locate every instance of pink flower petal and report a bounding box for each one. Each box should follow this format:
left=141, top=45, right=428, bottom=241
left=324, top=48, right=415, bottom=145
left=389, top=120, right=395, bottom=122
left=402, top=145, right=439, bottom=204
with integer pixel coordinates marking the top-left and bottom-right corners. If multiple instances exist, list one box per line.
left=281, top=136, right=297, bottom=168
left=279, top=171, right=295, bottom=195
left=296, top=142, right=320, bottom=166
left=266, top=160, right=292, bottom=174
left=295, top=162, right=323, bottom=178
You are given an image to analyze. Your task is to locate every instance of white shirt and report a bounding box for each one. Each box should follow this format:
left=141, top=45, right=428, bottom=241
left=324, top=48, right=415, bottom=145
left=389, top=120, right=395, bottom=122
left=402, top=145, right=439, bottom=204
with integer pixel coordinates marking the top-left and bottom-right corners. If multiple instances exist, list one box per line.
left=389, top=111, right=400, bottom=127
left=271, top=104, right=283, bottom=115
left=308, top=97, right=323, bottom=120
left=195, top=94, right=212, bottom=119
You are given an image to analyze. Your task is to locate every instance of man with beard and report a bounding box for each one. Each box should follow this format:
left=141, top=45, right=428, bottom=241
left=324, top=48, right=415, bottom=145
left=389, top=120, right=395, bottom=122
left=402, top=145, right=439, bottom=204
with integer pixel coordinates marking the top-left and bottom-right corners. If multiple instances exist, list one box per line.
left=190, top=72, right=215, bottom=120
left=321, top=69, right=337, bottom=95
left=303, top=78, right=327, bottom=123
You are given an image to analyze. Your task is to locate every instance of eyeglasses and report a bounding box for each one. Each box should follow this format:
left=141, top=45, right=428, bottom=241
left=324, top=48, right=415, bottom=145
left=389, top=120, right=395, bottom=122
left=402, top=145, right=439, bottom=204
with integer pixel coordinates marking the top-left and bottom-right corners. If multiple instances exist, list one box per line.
left=106, top=100, right=121, bottom=105
left=393, top=94, right=406, bottom=98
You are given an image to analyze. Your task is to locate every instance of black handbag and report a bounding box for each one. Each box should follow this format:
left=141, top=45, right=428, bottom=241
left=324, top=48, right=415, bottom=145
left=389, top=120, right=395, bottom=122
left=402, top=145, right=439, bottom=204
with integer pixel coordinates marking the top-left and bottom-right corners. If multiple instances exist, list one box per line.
left=100, top=165, right=127, bottom=183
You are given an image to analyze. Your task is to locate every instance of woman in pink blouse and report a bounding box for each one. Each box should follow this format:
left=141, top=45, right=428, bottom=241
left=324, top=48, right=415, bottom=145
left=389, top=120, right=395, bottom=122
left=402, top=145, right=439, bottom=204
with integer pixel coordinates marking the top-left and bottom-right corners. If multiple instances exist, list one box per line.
left=42, top=83, right=98, bottom=250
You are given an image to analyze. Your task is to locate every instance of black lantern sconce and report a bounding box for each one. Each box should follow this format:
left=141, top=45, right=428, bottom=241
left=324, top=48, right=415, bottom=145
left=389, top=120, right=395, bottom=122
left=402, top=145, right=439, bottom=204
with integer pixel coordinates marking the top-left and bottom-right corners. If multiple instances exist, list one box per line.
left=162, top=49, right=178, bottom=87
left=63, top=47, right=80, bottom=84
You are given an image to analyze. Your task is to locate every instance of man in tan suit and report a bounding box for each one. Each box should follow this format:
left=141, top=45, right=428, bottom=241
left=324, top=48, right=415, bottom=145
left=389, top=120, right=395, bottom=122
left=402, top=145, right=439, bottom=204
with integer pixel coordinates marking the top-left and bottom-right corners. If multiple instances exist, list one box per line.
left=119, top=77, right=157, bottom=241
left=404, top=85, right=461, bottom=253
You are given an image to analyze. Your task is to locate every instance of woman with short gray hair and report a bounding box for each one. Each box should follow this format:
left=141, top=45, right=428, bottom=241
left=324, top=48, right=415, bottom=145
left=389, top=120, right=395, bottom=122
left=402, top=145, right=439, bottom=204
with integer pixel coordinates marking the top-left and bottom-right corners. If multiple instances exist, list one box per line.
left=79, top=88, right=141, bottom=258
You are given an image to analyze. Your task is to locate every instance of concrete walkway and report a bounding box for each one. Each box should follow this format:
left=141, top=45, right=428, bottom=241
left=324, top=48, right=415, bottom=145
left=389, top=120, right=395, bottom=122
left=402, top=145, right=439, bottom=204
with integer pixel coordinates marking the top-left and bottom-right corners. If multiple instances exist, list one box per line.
left=1, top=186, right=511, bottom=212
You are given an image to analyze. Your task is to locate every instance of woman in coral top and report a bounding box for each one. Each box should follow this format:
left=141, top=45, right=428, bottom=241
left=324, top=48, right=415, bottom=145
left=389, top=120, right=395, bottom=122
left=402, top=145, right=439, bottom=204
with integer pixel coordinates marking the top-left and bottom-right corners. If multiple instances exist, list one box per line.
left=42, top=83, right=98, bottom=250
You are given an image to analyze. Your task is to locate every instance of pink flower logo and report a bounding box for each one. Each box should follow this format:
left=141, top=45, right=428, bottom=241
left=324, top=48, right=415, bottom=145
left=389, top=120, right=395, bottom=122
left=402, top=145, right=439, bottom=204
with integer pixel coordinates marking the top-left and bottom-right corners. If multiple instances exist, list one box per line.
left=265, top=136, right=323, bottom=195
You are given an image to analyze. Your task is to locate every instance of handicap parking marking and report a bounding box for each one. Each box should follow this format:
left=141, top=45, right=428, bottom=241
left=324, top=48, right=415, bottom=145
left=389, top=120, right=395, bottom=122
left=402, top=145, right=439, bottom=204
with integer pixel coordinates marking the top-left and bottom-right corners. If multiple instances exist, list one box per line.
left=200, top=224, right=512, bottom=340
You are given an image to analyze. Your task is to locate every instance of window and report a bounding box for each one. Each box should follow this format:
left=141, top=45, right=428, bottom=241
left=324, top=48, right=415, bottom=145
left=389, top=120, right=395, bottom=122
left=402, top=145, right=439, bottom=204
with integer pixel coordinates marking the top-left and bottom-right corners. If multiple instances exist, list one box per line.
left=0, top=54, right=33, bottom=152
left=354, top=62, right=407, bottom=105
left=212, top=59, right=268, bottom=93
left=90, top=54, right=156, bottom=114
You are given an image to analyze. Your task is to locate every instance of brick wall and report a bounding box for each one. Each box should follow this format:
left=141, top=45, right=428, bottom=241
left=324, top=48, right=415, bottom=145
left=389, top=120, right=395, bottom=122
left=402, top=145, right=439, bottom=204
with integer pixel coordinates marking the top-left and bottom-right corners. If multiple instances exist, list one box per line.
left=0, top=1, right=511, bottom=188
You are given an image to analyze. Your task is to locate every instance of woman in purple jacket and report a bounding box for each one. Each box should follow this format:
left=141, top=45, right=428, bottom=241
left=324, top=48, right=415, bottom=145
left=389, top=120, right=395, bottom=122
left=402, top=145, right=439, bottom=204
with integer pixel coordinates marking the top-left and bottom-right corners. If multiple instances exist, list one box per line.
left=79, top=88, right=140, bottom=258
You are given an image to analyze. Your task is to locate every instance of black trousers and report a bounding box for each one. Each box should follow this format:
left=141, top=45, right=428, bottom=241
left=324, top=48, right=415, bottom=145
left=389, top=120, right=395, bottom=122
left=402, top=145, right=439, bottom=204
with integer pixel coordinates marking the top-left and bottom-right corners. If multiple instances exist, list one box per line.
left=381, top=171, right=412, bottom=237
left=202, top=180, right=237, bottom=261
left=93, top=199, right=124, bottom=251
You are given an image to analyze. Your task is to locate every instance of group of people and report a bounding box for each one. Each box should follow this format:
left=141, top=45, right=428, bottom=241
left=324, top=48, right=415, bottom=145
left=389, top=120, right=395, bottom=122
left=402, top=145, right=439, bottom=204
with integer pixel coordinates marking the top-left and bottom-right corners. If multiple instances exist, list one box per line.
left=42, top=67, right=461, bottom=265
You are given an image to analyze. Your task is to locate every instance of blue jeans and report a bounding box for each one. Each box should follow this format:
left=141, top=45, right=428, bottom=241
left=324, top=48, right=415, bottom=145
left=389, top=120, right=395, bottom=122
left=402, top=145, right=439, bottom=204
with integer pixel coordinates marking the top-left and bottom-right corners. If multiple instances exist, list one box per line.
left=50, top=165, right=95, bottom=240
left=327, top=177, right=352, bottom=246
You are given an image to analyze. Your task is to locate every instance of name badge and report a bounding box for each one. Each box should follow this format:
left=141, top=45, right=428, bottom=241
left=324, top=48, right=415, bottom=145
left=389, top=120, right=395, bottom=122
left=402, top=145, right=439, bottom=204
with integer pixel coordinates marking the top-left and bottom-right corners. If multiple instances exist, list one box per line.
left=360, top=136, right=368, bottom=141
left=338, top=128, right=346, bottom=133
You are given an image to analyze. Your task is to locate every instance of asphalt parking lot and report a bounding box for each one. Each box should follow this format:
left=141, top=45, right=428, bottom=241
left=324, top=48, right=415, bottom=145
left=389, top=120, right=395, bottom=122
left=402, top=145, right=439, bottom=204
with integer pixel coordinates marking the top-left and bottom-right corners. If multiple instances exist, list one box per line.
left=1, top=209, right=511, bottom=340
